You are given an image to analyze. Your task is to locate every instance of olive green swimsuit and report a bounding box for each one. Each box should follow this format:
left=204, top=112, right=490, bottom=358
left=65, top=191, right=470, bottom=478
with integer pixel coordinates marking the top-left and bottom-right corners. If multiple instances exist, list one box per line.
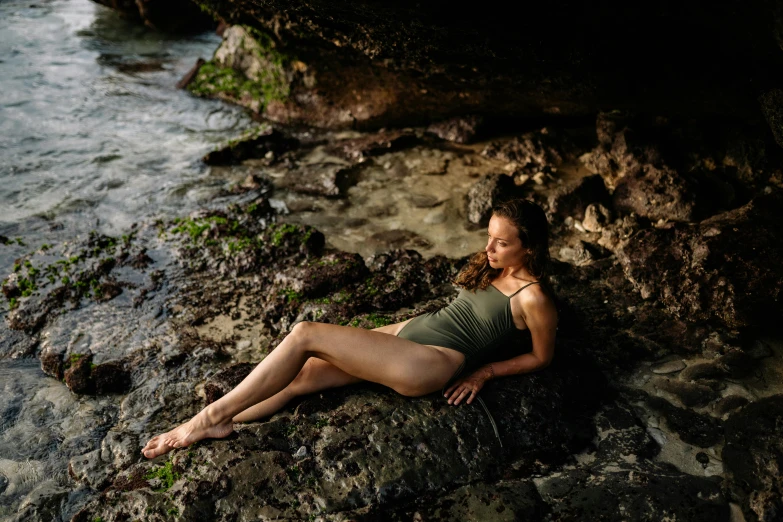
left=398, top=281, right=539, bottom=374
left=397, top=281, right=540, bottom=447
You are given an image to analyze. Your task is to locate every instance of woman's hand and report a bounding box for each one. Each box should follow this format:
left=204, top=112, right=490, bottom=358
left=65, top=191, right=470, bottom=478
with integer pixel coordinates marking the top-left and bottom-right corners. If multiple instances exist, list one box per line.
left=444, top=366, right=493, bottom=405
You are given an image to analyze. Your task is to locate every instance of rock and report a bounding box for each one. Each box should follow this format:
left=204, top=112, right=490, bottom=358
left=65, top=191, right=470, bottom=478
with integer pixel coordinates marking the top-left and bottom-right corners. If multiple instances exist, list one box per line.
left=0, top=235, right=9, bottom=245
left=88, top=0, right=215, bottom=33
left=713, top=395, right=750, bottom=417
left=203, top=127, right=299, bottom=166
left=481, top=127, right=575, bottom=174
left=651, top=359, right=686, bottom=374
left=293, top=446, right=308, bottom=459
left=369, top=230, right=432, bottom=249
left=536, top=460, right=730, bottom=522
left=558, top=240, right=610, bottom=266
left=465, top=174, right=520, bottom=226
left=747, top=339, right=774, bottom=360
left=723, top=395, right=783, bottom=522
left=547, top=174, right=610, bottom=221
left=617, top=191, right=783, bottom=329
left=274, top=252, right=369, bottom=298
left=759, top=88, right=783, bottom=149
left=92, top=360, right=133, bottom=395
left=426, top=115, right=484, bottom=144
left=408, top=193, right=444, bottom=208
left=612, top=164, right=734, bottom=223
left=204, top=363, right=255, bottom=404
left=581, top=113, right=664, bottom=189
left=176, top=58, right=205, bottom=89
left=645, top=396, right=723, bottom=447
left=582, top=203, right=612, bottom=232
left=328, top=130, right=421, bottom=162
left=64, top=354, right=94, bottom=395
left=374, top=480, right=544, bottom=521
left=679, top=361, right=729, bottom=382
left=654, top=377, right=721, bottom=408
left=276, top=162, right=360, bottom=197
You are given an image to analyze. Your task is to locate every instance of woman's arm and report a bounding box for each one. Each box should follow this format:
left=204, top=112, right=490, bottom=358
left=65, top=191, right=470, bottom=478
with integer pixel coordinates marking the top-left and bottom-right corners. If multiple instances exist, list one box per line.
left=445, top=285, right=558, bottom=405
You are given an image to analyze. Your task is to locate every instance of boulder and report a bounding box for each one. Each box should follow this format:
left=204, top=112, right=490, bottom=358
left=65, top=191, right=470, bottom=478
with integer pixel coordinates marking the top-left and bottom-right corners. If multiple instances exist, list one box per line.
left=426, top=115, right=484, bottom=144
left=547, top=174, right=610, bottom=221
left=617, top=191, right=783, bottom=329
left=723, top=396, right=783, bottom=522
left=465, top=174, right=520, bottom=226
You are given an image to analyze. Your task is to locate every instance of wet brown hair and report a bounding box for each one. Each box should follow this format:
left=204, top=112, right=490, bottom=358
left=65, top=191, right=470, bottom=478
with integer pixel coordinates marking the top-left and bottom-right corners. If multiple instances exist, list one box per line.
left=454, top=199, right=550, bottom=291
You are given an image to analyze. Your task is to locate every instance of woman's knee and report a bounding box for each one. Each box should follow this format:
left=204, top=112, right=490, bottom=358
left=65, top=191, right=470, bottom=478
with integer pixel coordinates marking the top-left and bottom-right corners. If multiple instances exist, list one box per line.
left=289, top=321, right=318, bottom=351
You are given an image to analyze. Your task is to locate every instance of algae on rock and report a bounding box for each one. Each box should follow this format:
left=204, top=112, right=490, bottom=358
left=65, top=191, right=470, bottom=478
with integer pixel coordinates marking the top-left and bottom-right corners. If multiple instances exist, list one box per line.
left=187, top=25, right=298, bottom=113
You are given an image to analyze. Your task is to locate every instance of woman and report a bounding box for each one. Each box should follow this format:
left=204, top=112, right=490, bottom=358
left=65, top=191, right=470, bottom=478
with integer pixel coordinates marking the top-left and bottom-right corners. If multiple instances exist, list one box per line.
left=142, top=199, right=558, bottom=459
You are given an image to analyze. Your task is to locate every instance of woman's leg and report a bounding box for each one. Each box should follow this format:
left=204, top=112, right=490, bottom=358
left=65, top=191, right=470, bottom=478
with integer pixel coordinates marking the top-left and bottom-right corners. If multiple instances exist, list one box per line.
left=142, top=321, right=462, bottom=458
left=231, top=319, right=411, bottom=423
left=232, top=358, right=363, bottom=423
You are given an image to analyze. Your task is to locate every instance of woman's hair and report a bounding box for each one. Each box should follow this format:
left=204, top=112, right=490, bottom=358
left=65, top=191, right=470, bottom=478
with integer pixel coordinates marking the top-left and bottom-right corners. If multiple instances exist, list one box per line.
left=454, top=199, right=550, bottom=291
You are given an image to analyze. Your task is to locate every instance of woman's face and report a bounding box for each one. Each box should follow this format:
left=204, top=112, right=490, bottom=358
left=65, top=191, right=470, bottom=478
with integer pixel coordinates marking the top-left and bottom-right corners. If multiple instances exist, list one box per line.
left=485, top=215, right=525, bottom=268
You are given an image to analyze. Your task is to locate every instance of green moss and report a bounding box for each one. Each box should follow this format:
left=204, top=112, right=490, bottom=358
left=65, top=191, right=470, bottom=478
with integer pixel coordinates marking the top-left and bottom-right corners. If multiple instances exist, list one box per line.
left=69, top=353, right=84, bottom=365
left=93, top=517, right=104, bottom=522
left=366, top=313, right=392, bottom=328
left=314, top=418, right=329, bottom=429
left=167, top=507, right=179, bottom=517
left=8, top=297, right=18, bottom=310
left=269, top=223, right=299, bottom=246
left=280, top=288, right=303, bottom=302
left=286, top=464, right=301, bottom=482
left=145, top=459, right=180, bottom=491
left=14, top=237, right=25, bottom=247
left=187, top=26, right=292, bottom=110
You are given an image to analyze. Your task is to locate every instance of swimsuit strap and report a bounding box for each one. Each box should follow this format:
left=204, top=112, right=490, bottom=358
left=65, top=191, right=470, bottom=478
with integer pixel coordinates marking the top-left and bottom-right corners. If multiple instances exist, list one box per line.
left=508, top=281, right=540, bottom=298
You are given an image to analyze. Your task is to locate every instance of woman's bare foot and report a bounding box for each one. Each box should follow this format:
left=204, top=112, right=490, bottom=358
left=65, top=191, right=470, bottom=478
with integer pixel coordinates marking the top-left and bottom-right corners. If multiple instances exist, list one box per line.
left=141, top=410, right=234, bottom=459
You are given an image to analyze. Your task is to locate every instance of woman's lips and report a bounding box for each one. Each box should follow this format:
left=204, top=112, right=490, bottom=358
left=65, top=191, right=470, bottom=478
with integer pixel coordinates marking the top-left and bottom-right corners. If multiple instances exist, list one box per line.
left=488, top=257, right=497, bottom=262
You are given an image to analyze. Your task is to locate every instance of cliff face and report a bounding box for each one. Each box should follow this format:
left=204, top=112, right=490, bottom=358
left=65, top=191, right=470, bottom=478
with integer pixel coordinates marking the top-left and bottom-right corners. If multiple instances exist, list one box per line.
left=177, top=0, right=783, bottom=130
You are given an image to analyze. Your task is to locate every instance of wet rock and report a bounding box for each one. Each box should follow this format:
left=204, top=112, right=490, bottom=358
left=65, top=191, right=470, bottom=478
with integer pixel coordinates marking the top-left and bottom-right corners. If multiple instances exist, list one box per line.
left=593, top=401, right=659, bottom=461
left=88, top=0, right=215, bottom=33
left=723, top=395, right=783, bottom=522
left=547, top=174, right=610, bottom=221
left=536, top=460, right=729, bottom=522
left=654, top=377, right=720, bottom=408
left=582, top=203, right=612, bottom=232
left=92, top=360, right=132, bottom=395
left=370, top=229, right=432, bottom=249
left=679, top=361, right=729, bottom=382
left=204, top=363, right=254, bottom=404
left=465, top=174, right=521, bottom=226
left=426, top=115, right=484, bottom=144
left=373, top=480, right=544, bottom=521
left=713, top=395, right=750, bottom=417
left=645, top=396, right=722, bottom=447
left=617, top=191, right=783, bottom=329
left=275, top=252, right=369, bottom=298
left=276, top=163, right=360, bottom=197
left=482, top=127, right=575, bottom=174
left=0, top=234, right=9, bottom=245
left=408, top=193, right=444, bottom=208
left=64, top=354, right=94, bottom=395
left=613, top=164, right=734, bottom=223
left=203, top=127, right=299, bottom=166
left=582, top=113, right=664, bottom=189
left=329, top=130, right=422, bottom=162
left=558, top=240, right=610, bottom=266
left=176, top=57, right=206, bottom=90
left=651, top=359, right=686, bottom=374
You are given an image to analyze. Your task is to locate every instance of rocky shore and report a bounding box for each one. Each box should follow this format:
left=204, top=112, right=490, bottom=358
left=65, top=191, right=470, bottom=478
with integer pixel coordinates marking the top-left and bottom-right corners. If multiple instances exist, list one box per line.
left=2, top=2, right=783, bottom=521
left=1, top=108, right=781, bottom=521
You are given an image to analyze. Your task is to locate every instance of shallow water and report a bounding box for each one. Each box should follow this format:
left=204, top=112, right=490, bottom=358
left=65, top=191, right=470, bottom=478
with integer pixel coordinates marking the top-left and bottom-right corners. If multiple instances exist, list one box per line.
left=0, top=1, right=254, bottom=517
left=0, top=0, right=252, bottom=255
